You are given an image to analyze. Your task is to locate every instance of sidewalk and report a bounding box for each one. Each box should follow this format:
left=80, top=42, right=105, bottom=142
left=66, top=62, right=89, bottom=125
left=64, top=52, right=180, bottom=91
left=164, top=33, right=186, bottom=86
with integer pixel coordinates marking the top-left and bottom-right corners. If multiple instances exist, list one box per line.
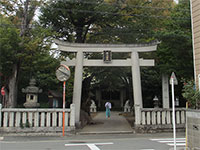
left=78, top=111, right=134, bottom=134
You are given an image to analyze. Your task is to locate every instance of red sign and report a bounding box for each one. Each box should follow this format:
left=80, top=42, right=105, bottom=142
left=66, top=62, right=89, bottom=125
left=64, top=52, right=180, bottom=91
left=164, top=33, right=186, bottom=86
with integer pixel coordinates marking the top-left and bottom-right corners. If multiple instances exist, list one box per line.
left=1, top=87, right=5, bottom=96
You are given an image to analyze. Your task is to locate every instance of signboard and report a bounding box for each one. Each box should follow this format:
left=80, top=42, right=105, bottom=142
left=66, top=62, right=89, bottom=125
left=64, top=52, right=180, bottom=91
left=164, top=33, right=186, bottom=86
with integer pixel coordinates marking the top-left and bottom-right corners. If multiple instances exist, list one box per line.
left=56, top=64, right=71, bottom=82
left=1, top=86, right=5, bottom=96
left=170, top=72, right=178, bottom=85
left=55, top=64, right=71, bottom=136
left=103, top=50, right=112, bottom=62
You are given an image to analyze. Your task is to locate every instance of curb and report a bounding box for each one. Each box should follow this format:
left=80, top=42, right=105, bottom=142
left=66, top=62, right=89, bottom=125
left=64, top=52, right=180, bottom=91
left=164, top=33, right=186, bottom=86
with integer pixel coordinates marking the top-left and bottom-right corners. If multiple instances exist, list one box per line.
left=77, top=131, right=134, bottom=135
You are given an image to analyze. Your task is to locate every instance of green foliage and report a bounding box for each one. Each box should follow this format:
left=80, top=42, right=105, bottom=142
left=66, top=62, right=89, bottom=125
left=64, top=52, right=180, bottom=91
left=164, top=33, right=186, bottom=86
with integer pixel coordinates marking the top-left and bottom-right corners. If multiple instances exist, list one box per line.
left=40, top=0, right=171, bottom=44
left=25, top=119, right=31, bottom=128
left=20, top=122, right=24, bottom=129
left=0, top=16, right=61, bottom=106
left=0, top=16, right=22, bottom=80
left=155, top=1, right=193, bottom=79
left=39, top=0, right=192, bottom=107
left=1, top=0, right=194, bottom=108
left=154, top=1, right=193, bottom=105
left=182, top=80, right=200, bottom=109
left=20, top=119, right=31, bottom=128
left=17, top=25, right=62, bottom=105
left=141, top=67, right=162, bottom=108
left=0, top=0, right=63, bottom=107
left=39, top=102, right=49, bottom=108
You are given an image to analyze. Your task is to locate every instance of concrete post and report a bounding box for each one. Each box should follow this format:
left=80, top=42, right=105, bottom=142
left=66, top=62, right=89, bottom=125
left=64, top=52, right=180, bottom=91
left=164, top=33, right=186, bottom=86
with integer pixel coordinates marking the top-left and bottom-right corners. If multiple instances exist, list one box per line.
left=72, top=51, right=83, bottom=125
left=9, top=112, right=14, bottom=127
left=70, top=104, right=75, bottom=127
left=34, top=112, right=39, bottom=127
left=162, top=74, right=170, bottom=108
left=131, top=52, right=143, bottom=125
left=135, top=106, right=141, bottom=125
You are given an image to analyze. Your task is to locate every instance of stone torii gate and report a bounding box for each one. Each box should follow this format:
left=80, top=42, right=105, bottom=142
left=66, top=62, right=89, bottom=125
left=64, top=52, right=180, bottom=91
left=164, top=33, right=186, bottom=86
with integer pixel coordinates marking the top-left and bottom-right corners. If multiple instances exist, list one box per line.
left=55, top=40, right=158, bottom=126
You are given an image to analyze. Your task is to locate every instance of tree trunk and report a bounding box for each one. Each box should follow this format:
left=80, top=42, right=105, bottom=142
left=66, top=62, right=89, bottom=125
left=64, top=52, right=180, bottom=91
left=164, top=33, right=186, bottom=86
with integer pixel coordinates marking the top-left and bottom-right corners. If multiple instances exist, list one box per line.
left=7, top=0, right=30, bottom=107
left=7, top=64, right=19, bottom=108
left=75, top=26, right=84, bottom=43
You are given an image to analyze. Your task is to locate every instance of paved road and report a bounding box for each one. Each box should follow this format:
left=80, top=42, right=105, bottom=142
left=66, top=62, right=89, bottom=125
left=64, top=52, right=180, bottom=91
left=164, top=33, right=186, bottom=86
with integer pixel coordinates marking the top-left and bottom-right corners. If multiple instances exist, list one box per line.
left=0, top=133, right=186, bottom=150
left=80, top=111, right=133, bottom=134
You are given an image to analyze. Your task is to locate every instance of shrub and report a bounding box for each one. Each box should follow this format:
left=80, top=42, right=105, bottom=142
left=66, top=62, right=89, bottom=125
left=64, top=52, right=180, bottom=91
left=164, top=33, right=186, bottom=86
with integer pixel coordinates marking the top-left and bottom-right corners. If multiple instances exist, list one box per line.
left=182, top=80, right=200, bottom=109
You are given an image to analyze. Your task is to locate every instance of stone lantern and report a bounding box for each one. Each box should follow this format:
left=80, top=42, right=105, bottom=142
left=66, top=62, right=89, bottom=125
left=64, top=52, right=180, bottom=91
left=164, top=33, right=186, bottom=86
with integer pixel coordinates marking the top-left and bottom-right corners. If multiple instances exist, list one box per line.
left=22, top=78, right=42, bottom=108
left=153, top=95, right=159, bottom=108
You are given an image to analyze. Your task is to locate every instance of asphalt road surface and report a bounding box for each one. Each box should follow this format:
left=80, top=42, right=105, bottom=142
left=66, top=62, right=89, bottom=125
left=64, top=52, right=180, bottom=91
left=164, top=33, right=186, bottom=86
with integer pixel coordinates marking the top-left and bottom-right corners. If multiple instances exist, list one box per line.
left=0, top=133, right=186, bottom=150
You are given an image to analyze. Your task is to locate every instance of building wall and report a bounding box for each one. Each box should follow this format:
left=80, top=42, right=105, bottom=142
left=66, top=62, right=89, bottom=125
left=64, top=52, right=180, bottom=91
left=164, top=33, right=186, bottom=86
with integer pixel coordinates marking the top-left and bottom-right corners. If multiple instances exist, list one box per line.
left=186, top=110, right=200, bottom=149
left=188, top=2, right=200, bottom=149
left=191, top=0, right=200, bottom=89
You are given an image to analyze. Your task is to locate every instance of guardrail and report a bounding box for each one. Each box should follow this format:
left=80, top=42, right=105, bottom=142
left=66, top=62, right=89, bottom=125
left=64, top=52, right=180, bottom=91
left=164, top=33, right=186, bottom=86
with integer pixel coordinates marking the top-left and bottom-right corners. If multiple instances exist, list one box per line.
left=0, top=104, right=75, bottom=133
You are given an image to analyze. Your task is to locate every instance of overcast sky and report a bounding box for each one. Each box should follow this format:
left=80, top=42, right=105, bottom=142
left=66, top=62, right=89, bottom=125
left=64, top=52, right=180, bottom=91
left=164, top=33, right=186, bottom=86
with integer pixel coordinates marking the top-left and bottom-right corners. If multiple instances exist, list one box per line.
left=174, top=0, right=179, bottom=3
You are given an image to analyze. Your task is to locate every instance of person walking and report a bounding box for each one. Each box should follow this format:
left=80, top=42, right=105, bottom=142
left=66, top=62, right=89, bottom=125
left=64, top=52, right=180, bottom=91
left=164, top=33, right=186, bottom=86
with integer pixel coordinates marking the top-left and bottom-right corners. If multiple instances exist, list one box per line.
left=105, top=102, right=112, bottom=118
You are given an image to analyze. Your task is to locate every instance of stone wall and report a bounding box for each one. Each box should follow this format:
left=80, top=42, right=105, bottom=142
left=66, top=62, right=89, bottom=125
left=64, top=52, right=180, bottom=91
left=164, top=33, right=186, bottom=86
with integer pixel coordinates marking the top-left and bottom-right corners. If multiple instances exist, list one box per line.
left=186, top=110, right=200, bottom=149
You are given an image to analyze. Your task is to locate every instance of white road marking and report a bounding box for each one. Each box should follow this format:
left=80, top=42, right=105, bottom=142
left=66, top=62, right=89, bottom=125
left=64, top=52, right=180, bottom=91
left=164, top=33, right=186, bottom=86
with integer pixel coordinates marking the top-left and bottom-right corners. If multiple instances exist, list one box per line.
left=87, top=144, right=101, bottom=150
left=65, top=142, right=113, bottom=150
left=150, top=138, right=186, bottom=147
left=150, top=138, right=185, bottom=141
left=0, top=137, right=4, bottom=140
left=140, top=149, right=155, bottom=150
left=167, top=143, right=186, bottom=146
left=159, top=140, right=185, bottom=143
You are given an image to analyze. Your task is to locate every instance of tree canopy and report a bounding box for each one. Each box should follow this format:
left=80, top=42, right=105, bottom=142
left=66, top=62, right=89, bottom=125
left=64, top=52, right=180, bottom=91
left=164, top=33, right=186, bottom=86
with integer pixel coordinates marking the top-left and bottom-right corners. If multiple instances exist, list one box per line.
left=0, top=0, right=61, bottom=107
left=0, top=0, right=194, bottom=108
left=156, top=0, right=193, bottom=78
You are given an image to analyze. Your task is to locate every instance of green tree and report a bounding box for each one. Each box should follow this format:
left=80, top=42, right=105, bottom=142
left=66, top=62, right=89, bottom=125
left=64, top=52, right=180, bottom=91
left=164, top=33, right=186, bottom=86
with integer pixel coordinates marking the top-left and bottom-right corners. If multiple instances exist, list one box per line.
left=156, top=1, right=192, bottom=78
left=40, top=0, right=123, bottom=43
left=88, top=0, right=173, bottom=44
left=155, top=1, right=193, bottom=106
left=182, top=80, right=200, bottom=109
left=0, top=0, right=42, bottom=107
left=0, top=16, right=22, bottom=107
left=17, top=23, right=62, bottom=106
left=39, top=0, right=177, bottom=109
left=0, top=0, right=60, bottom=107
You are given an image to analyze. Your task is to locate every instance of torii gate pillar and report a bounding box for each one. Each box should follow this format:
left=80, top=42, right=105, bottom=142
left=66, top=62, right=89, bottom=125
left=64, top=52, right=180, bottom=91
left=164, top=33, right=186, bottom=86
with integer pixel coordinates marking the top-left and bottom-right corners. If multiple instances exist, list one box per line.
left=131, top=52, right=143, bottom=125
left=72, top=51, right=83, bottom=125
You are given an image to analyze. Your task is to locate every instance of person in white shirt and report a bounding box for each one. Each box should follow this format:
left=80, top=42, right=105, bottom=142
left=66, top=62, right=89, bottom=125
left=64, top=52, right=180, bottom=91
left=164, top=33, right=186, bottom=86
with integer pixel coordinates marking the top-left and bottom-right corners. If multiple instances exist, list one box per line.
left=105, top=102, right=112, bottom=118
